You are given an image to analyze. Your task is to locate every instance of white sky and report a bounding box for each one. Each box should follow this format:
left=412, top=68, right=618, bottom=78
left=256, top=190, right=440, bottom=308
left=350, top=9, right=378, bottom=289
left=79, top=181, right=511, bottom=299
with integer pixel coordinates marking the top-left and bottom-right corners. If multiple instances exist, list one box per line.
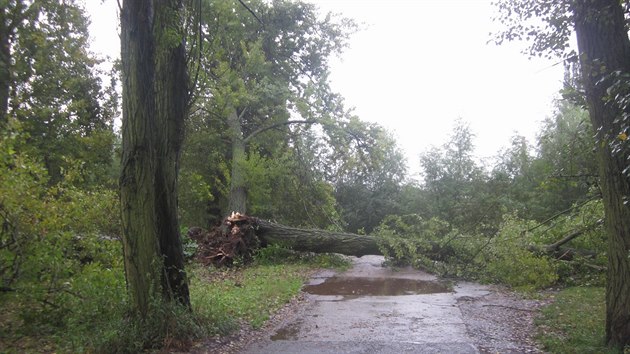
left=84, top=0, right=565, bottom=177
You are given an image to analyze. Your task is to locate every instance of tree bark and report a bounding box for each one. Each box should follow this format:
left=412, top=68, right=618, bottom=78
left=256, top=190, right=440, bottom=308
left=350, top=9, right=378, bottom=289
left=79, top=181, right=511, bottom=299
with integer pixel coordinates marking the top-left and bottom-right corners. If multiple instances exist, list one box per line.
left=227, top=107, right=248, bottom=214
left=255, top=219, right=382, bottom=256
left=572, top=0, right=630, bottom=348
left=120, top=0, right=190, bottom=317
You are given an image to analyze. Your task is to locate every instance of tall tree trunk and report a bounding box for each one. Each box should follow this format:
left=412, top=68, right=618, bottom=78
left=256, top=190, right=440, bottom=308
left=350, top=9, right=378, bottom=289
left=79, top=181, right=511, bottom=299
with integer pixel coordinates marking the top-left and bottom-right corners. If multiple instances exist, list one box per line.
left=227, top=107, right=247, bottom=214
left=154, top=0, right=190, bottom=307
left=120, top=0, right=190, bottom=317
left=573, top=0, right=630, bottom=348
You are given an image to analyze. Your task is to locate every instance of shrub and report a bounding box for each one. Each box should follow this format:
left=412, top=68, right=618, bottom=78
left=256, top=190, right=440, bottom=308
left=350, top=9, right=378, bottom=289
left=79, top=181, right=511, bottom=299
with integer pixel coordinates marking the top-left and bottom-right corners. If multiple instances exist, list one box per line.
left=0, top=127, right=128, bottom=351
left=486, top=248, right=558, bottom=291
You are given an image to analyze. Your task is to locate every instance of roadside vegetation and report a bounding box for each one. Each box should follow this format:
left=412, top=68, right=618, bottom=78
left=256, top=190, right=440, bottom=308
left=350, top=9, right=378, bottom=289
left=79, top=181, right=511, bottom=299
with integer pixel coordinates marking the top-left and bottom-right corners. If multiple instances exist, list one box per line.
left=0, top=225, right=348, bottom=353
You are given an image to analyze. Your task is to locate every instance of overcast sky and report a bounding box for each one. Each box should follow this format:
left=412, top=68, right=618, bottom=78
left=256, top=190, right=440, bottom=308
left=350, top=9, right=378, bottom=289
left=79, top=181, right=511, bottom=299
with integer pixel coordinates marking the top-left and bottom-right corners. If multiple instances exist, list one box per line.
left=309, top=0, right=565, bottom=173
left=84, top=0, right=565, bottom=177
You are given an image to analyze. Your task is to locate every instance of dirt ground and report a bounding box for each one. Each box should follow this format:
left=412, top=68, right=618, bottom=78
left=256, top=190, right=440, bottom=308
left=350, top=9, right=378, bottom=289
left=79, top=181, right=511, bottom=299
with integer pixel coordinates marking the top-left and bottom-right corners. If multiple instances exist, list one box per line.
left=188, top=256, right=550, bottom=354
left=457, top=285, right=548, bottom=353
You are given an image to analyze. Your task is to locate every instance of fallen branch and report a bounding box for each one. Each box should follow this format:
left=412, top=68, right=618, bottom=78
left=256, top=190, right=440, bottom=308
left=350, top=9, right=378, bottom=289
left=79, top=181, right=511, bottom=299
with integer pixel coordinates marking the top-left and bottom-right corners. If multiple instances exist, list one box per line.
left=545, top=219, right=603, bottom=252
left=527, top=221, right=602, bottom=260
left=581, top=262, right=606, bottom=271
left=528, top=245, right=597, bottom=260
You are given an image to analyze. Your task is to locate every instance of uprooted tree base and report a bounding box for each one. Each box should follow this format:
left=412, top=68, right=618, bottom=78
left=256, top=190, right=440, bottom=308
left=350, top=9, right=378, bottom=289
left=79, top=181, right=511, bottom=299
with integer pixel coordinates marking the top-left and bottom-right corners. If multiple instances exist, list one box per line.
left=188, top=213, right=261, bottom=267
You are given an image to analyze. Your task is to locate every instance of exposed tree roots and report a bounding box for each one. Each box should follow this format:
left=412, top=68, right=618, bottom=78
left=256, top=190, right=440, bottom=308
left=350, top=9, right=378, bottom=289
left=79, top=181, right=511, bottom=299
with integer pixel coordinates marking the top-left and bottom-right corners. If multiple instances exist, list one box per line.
left=188, top=213, right=260, bottom=267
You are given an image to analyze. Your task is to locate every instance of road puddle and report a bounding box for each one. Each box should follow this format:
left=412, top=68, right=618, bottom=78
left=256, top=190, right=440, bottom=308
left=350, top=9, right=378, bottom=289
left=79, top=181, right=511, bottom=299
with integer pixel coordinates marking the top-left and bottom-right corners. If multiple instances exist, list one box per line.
left=303, top=276, right=451, bottom=296
left=270, top=323, right=301, bottom=341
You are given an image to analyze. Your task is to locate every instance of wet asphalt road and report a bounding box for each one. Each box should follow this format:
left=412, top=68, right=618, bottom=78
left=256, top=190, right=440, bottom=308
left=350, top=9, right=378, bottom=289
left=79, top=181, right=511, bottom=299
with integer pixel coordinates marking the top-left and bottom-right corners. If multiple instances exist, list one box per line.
left=240, top=255, right=492, bottom=354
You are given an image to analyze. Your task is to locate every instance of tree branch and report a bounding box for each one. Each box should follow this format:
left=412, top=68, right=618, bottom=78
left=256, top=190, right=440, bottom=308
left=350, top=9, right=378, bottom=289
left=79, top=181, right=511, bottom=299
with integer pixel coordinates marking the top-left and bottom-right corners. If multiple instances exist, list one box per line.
left=525, top=195, right=600, bottom=233
left=243, top=119, right=317, bottom=144
left=237, top=0, right=263, bottom=26
left=544, top=219, right=603, bottom=252
left=550, top=173, right=599, bottom=179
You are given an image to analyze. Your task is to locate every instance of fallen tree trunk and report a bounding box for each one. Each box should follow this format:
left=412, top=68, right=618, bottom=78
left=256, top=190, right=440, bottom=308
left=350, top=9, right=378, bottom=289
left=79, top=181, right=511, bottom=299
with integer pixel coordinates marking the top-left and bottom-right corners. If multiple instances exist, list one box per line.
left=545, top=219, right=603, bottom=251
left=189, top=215, right=481, bottom=267
left=190, top=214, right=384, bottom=266
left=254, top=219, right=382, bottom=257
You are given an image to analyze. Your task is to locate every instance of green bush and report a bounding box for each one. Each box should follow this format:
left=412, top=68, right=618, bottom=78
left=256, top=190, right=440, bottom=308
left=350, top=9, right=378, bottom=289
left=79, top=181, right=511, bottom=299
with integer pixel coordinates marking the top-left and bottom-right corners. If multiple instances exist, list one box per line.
left=374, top=214, right=486, bottom=277
left=374, top=214, right=449, bottom=268
left=492, top=204, right=606, bottom=288
left=0, top=127, right=129, bottom=352
left=483, top=214, right=558, bottom=290
left=486, top=248, right=558, bottom=291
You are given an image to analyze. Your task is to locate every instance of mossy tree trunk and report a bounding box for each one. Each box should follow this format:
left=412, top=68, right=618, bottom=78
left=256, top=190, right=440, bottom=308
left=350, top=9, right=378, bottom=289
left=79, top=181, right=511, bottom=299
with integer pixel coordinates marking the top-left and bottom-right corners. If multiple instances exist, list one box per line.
left=573, top=0, right=630, bottom=348
left=120, top=0, right=190, bottom=317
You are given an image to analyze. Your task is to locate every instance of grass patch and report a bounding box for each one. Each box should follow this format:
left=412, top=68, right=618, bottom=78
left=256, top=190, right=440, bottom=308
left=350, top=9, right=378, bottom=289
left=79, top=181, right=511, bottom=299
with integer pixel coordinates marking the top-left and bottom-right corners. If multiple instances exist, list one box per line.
left=189, top=247, right=350, bottom=329
left=190, top=264, right=314, bottom=328
left=536, top=287, right=619, bottom=354
left=94, top=299, right=215, bottom=354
